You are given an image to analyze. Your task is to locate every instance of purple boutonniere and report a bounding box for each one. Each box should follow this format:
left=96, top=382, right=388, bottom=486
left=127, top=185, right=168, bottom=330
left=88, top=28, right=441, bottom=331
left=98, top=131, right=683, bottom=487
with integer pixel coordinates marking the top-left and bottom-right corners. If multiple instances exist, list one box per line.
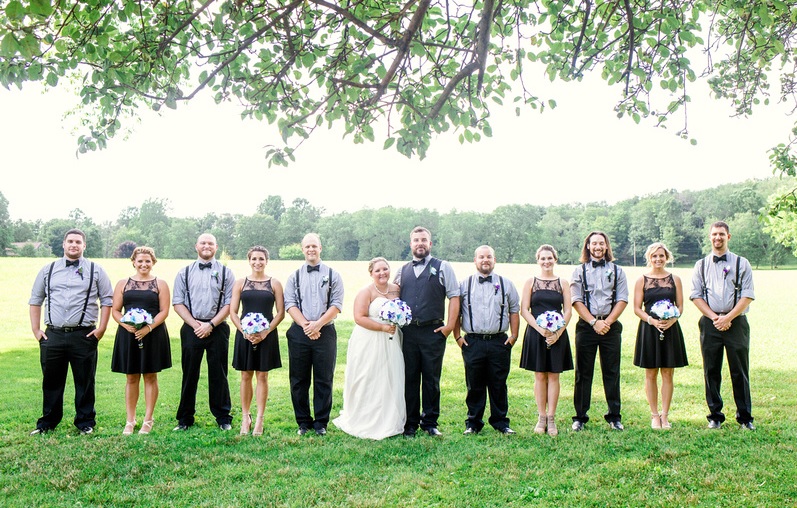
left=722, top=266, right=730, bottom=278
left=494, top=282, right=501, bottom=295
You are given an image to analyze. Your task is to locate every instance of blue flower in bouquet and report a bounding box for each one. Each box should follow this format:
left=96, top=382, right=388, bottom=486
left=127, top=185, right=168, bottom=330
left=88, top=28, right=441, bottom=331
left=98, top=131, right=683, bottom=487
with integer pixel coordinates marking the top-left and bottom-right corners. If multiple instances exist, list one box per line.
left=378, top=298, right=413, bottom=339
left=650, top=299, right=680, bottom=320
left=536, top=310, right=565, bottom=349
left=649, top=299, right=680, bottom=340
left=121, top=308, right=154, bottom=349
left=241, top=312, right=270, bottom=350
left=536, top=310, right=565, bottom=332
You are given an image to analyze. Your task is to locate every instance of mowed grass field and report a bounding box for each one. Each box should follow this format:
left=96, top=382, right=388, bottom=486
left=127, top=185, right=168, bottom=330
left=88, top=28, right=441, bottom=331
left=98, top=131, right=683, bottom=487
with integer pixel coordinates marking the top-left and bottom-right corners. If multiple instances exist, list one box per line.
left=1, top=257, right=795, bottom=507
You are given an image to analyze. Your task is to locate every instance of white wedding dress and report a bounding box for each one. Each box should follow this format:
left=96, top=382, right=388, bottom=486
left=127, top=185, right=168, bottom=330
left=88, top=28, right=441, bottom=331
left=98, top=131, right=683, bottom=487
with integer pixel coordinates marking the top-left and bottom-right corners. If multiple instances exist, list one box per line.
left=333, top=297, right=406, bottom=440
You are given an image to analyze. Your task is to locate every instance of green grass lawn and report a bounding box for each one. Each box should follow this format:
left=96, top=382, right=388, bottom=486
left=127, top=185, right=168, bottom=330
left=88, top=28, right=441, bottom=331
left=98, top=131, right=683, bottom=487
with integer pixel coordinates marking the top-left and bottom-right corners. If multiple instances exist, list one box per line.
left=1, top=259, right=795, bottom=506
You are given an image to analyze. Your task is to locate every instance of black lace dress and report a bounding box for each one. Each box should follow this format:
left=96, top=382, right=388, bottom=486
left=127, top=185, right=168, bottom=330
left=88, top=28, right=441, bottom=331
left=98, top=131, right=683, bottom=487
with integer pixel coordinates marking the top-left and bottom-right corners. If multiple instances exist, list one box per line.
left=111, top=278, right=172, bottom=374
left=519, top=278, right=573, bottom=373
left=633, top=274, right=688, bottom=369
left=232, top=278, right=282, bottom=372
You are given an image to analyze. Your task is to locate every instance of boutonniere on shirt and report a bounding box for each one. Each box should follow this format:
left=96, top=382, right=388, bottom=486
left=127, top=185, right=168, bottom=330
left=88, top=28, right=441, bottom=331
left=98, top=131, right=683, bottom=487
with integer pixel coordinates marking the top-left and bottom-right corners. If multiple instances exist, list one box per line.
left=606, top=269, right=613, bottom=282
left=211, top=270, right=220, bottom=282
left=722, top=266, right=730, bottom=278
left=321, top=275, right=329, bottom=287
left=493, top=282, right=501, bottom=295
left=76, top=266, right=84, bottom=280
left=430, top=267, right=437, bottom=276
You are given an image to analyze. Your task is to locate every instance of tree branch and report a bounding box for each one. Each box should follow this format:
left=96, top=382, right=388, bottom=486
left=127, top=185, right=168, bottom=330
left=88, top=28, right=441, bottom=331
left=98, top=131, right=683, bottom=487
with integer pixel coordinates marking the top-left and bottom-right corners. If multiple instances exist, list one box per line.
left=157, top=0, right=216, bottom=57
left=428, top=61, right=480, bottom=119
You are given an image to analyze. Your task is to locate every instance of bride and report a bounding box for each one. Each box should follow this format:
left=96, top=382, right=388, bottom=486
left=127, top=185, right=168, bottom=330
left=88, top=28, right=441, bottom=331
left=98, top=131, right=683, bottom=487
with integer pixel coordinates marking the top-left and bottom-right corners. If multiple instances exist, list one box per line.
left=333, top=257, right=406, bottom=439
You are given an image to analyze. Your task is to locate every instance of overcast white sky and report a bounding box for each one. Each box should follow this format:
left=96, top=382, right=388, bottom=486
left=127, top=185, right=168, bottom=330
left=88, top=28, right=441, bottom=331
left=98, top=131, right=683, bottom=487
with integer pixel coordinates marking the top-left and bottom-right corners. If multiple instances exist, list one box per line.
left=1, top=72, right=792, bottom=224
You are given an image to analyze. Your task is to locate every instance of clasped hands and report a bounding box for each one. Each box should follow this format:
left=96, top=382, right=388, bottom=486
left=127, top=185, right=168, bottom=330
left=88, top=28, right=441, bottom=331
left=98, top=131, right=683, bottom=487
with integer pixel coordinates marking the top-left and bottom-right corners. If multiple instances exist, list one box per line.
left=121, top=322, right=151, bottom=341
left=244, top=330, right=267, bottom=345
left=648, top=316, right=678, bottom=334
left=192, top=321, right=214, bottom=339
left=301, top=320, right=323, bottom=340
left=712, top=314, right=733, bottom=332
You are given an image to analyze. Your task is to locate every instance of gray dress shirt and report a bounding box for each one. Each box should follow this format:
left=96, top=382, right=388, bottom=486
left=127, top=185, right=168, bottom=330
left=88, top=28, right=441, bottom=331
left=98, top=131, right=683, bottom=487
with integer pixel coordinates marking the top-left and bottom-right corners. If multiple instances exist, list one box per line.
left=570, top=260, right=629, bottom=316
left=690, top=251, right=754, bottom=314
left=284, top=263, right=344, bottom=321
left=29, top=257, right=113, bottom=327
left=458, top=272, right=520, bottom=334
left=172, top=259, right=234, bottom=320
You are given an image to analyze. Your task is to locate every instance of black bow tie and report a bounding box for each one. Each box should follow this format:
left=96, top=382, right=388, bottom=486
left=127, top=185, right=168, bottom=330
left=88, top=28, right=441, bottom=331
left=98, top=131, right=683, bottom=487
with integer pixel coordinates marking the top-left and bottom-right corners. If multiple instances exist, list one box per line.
left=478, top=275, right=493, bottom=284
left=713, top=254, right=727, bottom=263
left=65, top=259, right=79, bottom=268
left=592, top=259, right=606, bottom=268
left=307, top=265, right=320, bottom=273
left=198, top=262, right=213, bottom=270
left=412, top=259, right=426, bottom=266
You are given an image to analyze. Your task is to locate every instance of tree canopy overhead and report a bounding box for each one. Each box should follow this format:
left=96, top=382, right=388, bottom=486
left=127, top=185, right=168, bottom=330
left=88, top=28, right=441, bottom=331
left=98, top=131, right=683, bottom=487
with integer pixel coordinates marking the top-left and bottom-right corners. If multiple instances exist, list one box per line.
left=1, top=0, right=796, bottom=208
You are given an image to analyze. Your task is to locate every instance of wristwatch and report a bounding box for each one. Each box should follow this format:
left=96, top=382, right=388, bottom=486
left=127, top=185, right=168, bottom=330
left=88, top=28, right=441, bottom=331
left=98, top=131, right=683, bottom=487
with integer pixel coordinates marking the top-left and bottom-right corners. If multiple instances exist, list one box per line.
left=589, top=318, right=597, bottom=326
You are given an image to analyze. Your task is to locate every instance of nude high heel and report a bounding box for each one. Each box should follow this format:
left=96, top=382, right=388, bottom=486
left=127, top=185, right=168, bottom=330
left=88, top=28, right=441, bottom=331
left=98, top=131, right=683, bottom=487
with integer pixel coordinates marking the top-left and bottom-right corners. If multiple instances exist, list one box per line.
left=240, top=413, right=252, bottom=435
left=651, top=413, right=662, bottom=429
left=123, top=420, right=136, bottom=435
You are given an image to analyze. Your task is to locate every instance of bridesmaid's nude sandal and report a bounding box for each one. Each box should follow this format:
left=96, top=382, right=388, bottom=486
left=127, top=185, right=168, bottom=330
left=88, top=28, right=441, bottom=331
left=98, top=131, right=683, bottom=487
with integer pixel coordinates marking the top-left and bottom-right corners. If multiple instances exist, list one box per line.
left=123, top=421, right=137, bottom=435
left=139, top=420, right=154, bottom=435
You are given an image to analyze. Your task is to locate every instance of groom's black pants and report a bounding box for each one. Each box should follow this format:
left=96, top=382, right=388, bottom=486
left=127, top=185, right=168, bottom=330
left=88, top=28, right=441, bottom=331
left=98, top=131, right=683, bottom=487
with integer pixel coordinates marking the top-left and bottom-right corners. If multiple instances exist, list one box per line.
left=287, top=322, right=337, bottom=430
left=402, top=323, right=446, bottom=432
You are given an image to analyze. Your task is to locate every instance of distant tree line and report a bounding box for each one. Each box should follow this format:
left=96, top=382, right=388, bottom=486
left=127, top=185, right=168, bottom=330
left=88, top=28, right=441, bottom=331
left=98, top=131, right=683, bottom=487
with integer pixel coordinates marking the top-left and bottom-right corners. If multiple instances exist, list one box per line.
left=3, top=177, right=797, bottom=268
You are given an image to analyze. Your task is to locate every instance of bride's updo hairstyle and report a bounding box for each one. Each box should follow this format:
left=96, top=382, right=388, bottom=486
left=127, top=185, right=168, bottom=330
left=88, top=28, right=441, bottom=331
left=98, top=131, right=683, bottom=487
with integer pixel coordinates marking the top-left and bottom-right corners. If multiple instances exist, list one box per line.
left=368, top=257, right=389, bottom=274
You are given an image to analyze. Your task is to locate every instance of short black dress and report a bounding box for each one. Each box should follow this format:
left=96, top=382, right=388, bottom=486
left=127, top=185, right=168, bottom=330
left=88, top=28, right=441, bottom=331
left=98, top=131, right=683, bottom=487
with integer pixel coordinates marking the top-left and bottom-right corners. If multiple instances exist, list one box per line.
left=633, top=274, right=688, bottom=369
left=111, top=278, right=172, bottom=374
left=519, top=278, right=573, bottom=373
left=232, top=278, right=282, bottom=372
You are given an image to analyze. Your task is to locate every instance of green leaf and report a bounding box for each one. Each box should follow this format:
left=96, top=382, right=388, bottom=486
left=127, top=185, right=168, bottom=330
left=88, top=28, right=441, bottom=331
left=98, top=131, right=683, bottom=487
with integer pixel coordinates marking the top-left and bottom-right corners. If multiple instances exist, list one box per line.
left=4, top=1, right=25, bottom=21
left=46, top=72, right=58, bottom=87
left=0, top=33, right=20, bottom=57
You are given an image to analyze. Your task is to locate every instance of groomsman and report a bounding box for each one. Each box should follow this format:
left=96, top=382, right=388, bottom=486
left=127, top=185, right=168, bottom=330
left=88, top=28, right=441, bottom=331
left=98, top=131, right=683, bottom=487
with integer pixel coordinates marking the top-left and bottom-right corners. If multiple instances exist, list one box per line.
left=172, top=233, right=235, bottom=431
left=453, top=245, right=520, bottom=435
left=284, top=233, right=344, bottom=436
left=570, top=231, right=628, bottom=431
left=395, top=226, right=460, bottom=437
left=690, top=221, right=756, bottom=430
left=29, top=228, right=113, bottom=435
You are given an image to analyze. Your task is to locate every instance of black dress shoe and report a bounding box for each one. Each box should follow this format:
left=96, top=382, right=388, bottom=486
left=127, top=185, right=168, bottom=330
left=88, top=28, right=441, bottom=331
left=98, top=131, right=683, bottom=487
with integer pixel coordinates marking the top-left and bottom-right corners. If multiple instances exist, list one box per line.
left=571, top=421, right=584, bottom=432
left=402, top=429, right=416, bottom=438
left=740, top=421, right=756, bottom=430
left=707, top=419, right=722, bottom=430
left=608, top=421, right=624, bottom=431
left=219, top=423, right=232, bottom=431
left=78, top=426, right=94, bottom=435
left=426, top=427, right=442, bottom=437
left=315, top=427, right=327, bottom=436
left=499, top=427, right=516, bottom=435
left=29, top=427, right=49, bottom=436
left=297, top=426, right=309, bottom=436
left=173, top=424, right=190, bottom=431
left=463, top=427, right=477, bottom=435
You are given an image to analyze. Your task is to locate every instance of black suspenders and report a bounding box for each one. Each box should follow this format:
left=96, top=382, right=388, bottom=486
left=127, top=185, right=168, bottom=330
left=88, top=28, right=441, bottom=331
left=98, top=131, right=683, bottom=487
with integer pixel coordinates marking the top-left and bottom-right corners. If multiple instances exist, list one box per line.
left=295, top=267, right=334, bottom=314
left=184, top=263, right=227, bottom=318
left=465, top=275, right=506, bottom=331
left=582, top=262, right=617, bottom=314
left=47, top=260, right=95, bottom=326
left=701, top=255, right=742, bottom=307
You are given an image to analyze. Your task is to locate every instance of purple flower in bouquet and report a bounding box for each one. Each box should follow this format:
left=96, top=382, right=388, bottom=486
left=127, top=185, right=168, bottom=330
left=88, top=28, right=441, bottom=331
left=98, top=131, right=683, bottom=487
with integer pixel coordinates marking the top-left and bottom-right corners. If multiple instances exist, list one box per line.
left=121, top=308, right=153, bottom=349
left=536, top=310, right=565, bottom=349
left=649, top=299, right=680, bottom=340
left=378, top=298, right=413, bottom=340
left=241, top=312, right=269, bottom=350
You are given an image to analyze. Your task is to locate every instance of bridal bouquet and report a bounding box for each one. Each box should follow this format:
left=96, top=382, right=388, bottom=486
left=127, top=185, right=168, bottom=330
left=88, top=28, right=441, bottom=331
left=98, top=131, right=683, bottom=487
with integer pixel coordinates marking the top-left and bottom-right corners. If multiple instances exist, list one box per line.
left=241, top=312, right=270, bottom=350
left=536, top=310, right=565, bottom=349
left=121, top=308, right=153, bottom=349
left=378, top=299, right=413, bottom=340
left=650, top=299, right=680, bottom=340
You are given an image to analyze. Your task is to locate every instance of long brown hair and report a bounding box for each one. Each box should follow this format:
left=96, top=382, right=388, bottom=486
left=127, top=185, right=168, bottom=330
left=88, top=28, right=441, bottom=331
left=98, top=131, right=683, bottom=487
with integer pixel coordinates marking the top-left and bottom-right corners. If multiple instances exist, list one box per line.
left=579, top=231, right=614, bottom=263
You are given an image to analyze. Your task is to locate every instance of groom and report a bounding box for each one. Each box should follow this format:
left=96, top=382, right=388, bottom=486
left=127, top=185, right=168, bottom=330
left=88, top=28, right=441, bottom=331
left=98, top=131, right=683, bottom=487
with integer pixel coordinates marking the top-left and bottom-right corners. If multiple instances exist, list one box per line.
left=395, top=227, right=460, bottom=437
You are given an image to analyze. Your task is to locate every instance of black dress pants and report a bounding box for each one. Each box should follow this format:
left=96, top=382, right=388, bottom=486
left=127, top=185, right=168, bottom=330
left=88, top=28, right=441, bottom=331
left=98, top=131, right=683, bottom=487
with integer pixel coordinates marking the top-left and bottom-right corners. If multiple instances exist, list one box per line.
left=699, top=315, right=753, bottom=424
left=573, top=319, right=623, bottom=424
left=176, top=322, right=232, bottom=426
left=37, top=327, right=98, bottom=430
left=402, top=323, right=446, bottom=432
left=461, top=334, right=512, bottom=431
left=287, top=322, right=337, bottom=430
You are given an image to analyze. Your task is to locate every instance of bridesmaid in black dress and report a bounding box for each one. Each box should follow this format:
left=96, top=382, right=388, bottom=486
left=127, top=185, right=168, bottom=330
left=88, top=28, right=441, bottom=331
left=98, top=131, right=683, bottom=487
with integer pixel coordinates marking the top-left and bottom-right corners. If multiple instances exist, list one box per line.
left=230, top=246, right=284, bottom=436
left=519, top=245, right=573, bottom=436
left=111, top=247, right=172, bottom=435
left=632, top=242, right=688, bottom=430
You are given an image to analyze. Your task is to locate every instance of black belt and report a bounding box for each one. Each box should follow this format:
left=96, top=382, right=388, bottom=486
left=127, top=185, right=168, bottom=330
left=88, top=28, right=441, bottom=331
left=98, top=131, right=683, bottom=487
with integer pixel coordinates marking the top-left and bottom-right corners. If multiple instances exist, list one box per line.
left=465, top=332, right=507, bottom=341
left=48, top=325, right=94, bottom=333
left=590, top=315, right=608, bottom=321
left=408, top=319, right=444, bottom=327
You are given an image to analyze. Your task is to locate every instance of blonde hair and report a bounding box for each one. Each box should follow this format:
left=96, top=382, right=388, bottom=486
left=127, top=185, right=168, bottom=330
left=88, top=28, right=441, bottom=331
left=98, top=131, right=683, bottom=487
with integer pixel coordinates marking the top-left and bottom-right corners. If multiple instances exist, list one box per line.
left=644, top=242, right=673, bottom=266
left=130, top=246, right=157, bottom=264
left=536, top=244, right=558, bottom=261
left=368, top=257, right=389, bottom=273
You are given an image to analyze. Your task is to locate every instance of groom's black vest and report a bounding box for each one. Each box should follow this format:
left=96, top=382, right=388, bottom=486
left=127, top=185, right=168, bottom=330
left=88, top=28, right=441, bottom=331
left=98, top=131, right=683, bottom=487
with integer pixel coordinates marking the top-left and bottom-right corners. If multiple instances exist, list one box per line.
left=400, top=257, right=445, bottom=323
